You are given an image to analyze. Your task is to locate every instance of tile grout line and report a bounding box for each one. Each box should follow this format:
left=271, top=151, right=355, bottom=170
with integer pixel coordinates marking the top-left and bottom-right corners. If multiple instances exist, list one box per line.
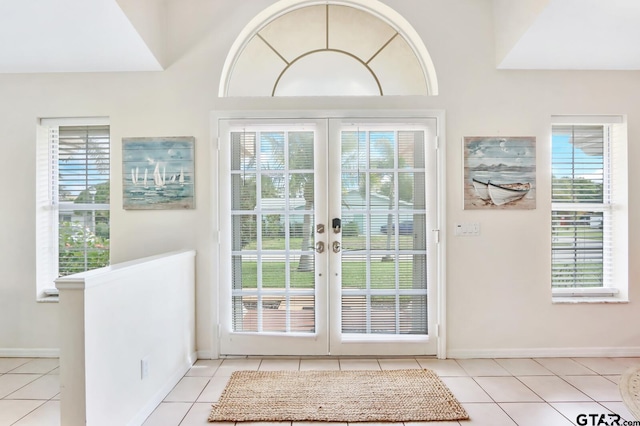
left=8, top=398, right=48, bottom=426
left=509, top=373, right=594, bottom=425
left=465, top=360, right=547, bottom=426
left=176, top=401, right=195, bottom=426
left=2, top=373, right=46, bottom=400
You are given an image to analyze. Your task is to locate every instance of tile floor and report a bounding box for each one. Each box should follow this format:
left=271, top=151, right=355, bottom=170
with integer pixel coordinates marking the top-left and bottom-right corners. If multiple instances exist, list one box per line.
left=0, top=356, right=638, bottom=426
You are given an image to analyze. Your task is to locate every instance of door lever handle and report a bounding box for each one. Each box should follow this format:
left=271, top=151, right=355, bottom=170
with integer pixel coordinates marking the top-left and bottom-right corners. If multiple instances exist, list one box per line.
left=315, top=241, right=325, bottom=253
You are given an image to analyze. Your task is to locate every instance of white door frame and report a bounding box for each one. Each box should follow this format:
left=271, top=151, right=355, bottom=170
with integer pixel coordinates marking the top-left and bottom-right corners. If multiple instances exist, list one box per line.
left=210, top=109, right=447, bottom=359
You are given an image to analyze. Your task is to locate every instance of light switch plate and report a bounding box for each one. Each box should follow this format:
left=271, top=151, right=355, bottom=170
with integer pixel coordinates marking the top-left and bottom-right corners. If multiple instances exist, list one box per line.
left=454, top=222, right=480, bottom=236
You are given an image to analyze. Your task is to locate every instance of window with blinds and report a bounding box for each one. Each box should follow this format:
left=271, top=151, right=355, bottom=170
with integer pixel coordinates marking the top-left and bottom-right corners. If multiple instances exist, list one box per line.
left=55, top=126, right=110, bottom=276
left=36, top=119, right=110, bottom=298
left=551, top=124, right=610, bottom=290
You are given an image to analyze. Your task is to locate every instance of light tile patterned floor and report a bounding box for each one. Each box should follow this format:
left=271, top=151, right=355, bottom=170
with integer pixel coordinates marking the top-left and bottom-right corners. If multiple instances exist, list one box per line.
left=0, top=357, right=638, bottom=426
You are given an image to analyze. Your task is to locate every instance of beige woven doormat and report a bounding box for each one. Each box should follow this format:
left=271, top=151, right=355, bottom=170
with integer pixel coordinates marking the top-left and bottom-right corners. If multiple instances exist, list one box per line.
left=208, top=369, right=469, bottom=422
left=620, top=365, right=640, bottom=421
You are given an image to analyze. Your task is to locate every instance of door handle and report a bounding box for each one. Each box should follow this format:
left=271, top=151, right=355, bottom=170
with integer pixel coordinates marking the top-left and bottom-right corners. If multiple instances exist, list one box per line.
left=332, top=241, right=341, bottom=253
left=315, top=241, right=325, bottom=253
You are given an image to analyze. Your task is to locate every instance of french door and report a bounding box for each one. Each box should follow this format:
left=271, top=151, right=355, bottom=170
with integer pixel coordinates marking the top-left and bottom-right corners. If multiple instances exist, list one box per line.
left=217, top=117, right=439, bottom=356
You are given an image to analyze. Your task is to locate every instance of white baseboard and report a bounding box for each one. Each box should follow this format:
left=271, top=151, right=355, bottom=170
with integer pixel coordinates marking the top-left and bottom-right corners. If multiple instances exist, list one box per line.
left=0, top=348, right=60, bottom=358
left=128, top=352, right=197, bottom=426
left=447, top=347, right=640, bottom=359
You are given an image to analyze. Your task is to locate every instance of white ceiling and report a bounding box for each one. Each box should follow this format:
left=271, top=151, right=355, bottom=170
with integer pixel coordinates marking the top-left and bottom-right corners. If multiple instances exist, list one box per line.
left=0, top=0, right=638, bottom=73
left=0, top=0, right=162, bottom=72
left=497, top=0, right=640, bottom=70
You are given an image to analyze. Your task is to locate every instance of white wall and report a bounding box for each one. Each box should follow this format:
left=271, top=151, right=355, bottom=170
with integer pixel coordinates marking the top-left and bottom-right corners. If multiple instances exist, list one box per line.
left=56, top=250, right=196, bottom=426
left=0, top=0, right=638, bottom=358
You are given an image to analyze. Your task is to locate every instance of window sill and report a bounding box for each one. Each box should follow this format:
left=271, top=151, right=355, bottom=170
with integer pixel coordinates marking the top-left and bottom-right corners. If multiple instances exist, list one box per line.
left=36, top=288, right=59, bottom=303
left=551, top=287, right=629, bottom=304
left=552, top=287, right=628, bottom=303
left=552, top=296, right=628, bottom=304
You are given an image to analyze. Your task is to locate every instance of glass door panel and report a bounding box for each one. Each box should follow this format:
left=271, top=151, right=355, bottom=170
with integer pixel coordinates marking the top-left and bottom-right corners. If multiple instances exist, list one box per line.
left=328, top=120, right=437, bottom=356
left=219, top=117, right=438, bottom=356
left=219, top=120, right=328, bottom=355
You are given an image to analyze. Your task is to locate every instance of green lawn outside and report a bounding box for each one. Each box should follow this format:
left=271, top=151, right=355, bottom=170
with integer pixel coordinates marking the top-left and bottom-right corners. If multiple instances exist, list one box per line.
left=552, top=262, right=603, bottom=287
left=244, top=235, right=416, bottom=250
left=238, top=260, right=422, bottom=290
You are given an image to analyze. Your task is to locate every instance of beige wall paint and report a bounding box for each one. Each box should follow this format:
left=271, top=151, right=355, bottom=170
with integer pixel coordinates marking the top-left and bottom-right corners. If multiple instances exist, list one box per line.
left=0, top=0, right=638, bottom=356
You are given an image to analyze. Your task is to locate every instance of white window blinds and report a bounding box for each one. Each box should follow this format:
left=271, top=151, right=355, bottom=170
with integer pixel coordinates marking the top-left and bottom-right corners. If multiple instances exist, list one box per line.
left=551, top=124, right=611, bottom=289
left=55, top=125, right=110, bottom=276
left=37, top=119, right=110, bottom=298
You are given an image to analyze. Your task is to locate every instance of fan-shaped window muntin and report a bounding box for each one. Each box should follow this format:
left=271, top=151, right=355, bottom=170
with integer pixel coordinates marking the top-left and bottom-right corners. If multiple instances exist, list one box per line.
left=221, top=1, right=438, bottom=97
left=273, top=48, right=383, bottom=96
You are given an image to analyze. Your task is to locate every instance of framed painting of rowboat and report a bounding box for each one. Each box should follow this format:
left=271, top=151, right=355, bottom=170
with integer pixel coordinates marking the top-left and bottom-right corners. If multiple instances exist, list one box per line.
left=463, top=136, right=536, bottom=210
left=122, top=136, right=195, bottom=209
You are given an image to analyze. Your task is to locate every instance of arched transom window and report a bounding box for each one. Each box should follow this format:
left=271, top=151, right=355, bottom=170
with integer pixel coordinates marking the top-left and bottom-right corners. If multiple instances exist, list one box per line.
left=220, top=1, right=438, bottom=97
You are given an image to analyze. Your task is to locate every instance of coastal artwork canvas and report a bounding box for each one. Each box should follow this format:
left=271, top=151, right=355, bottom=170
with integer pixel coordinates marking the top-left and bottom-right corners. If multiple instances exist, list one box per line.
left=122, top=136, right=195, bottom=209
left=463, top=136, right=536, bottom=210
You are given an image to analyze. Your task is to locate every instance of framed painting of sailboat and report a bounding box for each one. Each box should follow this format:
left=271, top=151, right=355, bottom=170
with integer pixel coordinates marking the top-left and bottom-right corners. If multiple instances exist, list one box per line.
left=122, top=136, right=195, bottom=210
left=463, top=136, right=536, bottom=210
